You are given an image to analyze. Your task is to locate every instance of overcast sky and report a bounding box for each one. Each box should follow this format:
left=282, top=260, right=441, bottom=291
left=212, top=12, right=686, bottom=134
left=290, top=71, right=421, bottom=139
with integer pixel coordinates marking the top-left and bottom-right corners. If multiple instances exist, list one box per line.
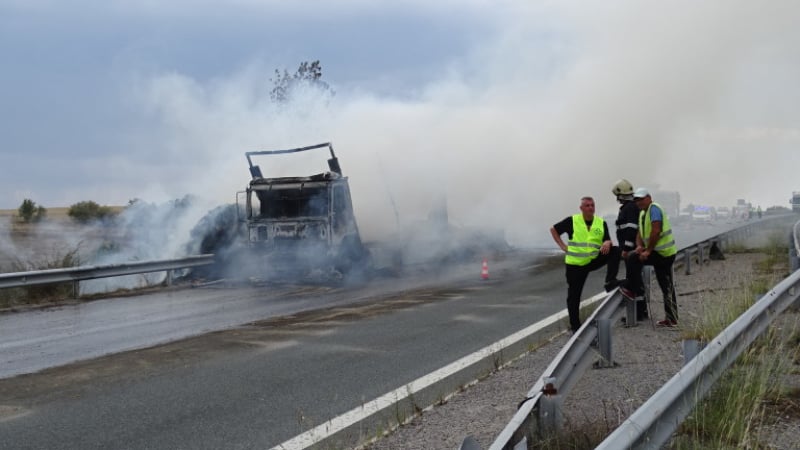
left=2, top=0, right=800, bottom=245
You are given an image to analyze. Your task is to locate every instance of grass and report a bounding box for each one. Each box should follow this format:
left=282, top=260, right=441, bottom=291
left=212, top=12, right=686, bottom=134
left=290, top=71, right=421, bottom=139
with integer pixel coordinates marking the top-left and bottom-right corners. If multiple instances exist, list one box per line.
left=671, top=233, right=800, bottom=449
left=0, top=246, right=82, bottom=309
left=674, top=324, right=799, bottom=449
left=1, top=206, right=127, bottom=308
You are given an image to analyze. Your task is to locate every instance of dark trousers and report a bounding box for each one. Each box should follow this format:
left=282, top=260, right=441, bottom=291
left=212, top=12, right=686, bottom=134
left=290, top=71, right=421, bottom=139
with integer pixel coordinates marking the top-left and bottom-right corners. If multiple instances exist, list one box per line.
left=565, top=247, right=620, bottom=332
left=625, top=251, right=678, bottom=322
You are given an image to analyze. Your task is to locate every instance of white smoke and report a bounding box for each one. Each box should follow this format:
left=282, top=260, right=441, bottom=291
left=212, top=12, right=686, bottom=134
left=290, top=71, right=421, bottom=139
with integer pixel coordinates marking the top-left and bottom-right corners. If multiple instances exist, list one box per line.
left=125, top=1, right=800, bottom=248
left=78, top=196, right=218, bottom=293
left=7, top=1, right=800, bottom=256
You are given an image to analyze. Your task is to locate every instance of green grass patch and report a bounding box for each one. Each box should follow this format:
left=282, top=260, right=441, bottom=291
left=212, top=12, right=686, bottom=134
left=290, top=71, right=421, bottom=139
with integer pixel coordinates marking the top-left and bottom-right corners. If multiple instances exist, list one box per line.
left=675, top=343, right=788, bottom=449
left=672, top=238, right=799, bottom=449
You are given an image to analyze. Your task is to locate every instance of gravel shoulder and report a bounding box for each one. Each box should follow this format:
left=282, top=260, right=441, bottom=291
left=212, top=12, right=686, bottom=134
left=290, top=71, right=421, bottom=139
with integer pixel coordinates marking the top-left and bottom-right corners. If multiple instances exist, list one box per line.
left=366, top=249, right=800, bottom=450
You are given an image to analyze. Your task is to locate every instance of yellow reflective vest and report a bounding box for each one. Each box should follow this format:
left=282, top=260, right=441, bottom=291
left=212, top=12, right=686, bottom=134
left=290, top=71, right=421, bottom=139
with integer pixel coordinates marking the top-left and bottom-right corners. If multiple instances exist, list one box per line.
left=565, top=214, right=604, bottom=266
left=639, top=202, right=677, bottom=257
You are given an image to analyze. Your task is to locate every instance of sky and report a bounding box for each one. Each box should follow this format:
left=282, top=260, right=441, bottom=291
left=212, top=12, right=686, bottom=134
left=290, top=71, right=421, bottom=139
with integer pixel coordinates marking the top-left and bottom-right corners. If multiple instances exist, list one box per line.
left=2, top=0, right=800, bottom=246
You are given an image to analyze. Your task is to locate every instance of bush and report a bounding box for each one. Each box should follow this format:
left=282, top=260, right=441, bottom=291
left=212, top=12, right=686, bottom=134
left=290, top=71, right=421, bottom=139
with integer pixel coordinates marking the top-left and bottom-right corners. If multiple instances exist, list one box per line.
left=17, top=198, right=47, bottom=223
left=68, top=201, right=117, bottom=224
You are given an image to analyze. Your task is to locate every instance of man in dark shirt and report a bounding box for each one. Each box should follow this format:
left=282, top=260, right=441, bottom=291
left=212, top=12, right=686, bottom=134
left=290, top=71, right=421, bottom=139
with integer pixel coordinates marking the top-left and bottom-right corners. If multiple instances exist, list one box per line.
left=550, top=196, right=621, bottom=332
left=612, top=179, right=646, bottom=320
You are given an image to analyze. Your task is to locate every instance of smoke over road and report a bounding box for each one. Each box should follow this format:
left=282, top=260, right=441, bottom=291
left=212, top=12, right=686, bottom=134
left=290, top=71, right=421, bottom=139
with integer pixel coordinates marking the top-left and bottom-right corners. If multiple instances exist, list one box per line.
left=129, top=1, right=800, bottom=249
left=4, top=1, right=800, bottom=278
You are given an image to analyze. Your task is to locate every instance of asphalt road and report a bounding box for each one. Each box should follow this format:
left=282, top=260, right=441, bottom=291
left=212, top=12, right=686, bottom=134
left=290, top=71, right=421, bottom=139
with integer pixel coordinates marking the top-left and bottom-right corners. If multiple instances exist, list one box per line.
left=0, top=250, right=582, bottom=449
left=0, top=220, right=753, bottom=449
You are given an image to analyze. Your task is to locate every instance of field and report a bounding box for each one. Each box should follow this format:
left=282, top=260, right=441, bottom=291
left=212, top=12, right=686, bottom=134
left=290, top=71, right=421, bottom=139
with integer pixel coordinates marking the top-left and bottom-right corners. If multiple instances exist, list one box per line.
left=0, top=206, right=125, bottom=221
left=0, top=207, right=125, bottom=271
left=1, top=207, right=130, bottom=307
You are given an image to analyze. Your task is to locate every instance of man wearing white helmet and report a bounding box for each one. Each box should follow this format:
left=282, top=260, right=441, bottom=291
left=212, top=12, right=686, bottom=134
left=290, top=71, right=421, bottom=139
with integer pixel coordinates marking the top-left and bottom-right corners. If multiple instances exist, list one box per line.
left=612, top=179, right=647, bottom=321
left=620, top=188, right=679, bottom=327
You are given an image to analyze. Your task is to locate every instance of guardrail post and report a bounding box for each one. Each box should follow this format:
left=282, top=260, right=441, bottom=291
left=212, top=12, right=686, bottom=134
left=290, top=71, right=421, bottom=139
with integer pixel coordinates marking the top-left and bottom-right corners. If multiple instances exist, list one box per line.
left=458, top=436, right=482, bottom=450
left=538, top=377, right=563, bottom=438
left=165, top=270, right=173, bottom=287
left=683, top=250, right=691, bottom=275
left=595, top=318, right=616, bottom=368
left=682, top=339, right=706, bottom=365
left=643, top=266, right=653, bottom=302
left=72, top=281, right=79, bottom=299
left=697, top=244, right=705, bottom=267
left=624, top=298, right=637, bottom=327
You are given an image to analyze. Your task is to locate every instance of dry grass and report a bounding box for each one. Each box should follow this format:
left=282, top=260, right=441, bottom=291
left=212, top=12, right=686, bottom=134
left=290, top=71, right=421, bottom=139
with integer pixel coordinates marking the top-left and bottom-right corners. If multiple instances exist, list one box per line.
left=672, top=237, right=799, bottom=449
left=1, top=205, right=126, bottom=308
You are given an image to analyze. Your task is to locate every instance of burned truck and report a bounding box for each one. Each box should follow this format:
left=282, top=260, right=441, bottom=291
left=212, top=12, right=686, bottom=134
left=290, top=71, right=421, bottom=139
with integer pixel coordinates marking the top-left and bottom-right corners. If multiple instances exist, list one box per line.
left=238, top=142, right=369, bottom=279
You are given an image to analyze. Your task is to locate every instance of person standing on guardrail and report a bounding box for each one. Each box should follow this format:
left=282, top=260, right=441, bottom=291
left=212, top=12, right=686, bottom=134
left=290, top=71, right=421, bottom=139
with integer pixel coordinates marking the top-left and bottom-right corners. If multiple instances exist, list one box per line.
left=620, top=188, right=679, bottom=327
left=550, top=196, right=621, bottom=332
left=611, top=179, right=648, bottom=321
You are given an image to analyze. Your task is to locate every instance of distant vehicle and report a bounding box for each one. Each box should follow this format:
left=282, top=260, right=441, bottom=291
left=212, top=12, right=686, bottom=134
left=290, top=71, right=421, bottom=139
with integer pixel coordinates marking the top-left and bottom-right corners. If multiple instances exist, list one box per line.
left=716, top=206, right=731, bottom=220
left=692, top=206, right=713, bottom=223
left=792, top=192, right=800, bottom=212
left=734, top=199, right=752, bottom=219
left=692, top=211, right=712, bottom=222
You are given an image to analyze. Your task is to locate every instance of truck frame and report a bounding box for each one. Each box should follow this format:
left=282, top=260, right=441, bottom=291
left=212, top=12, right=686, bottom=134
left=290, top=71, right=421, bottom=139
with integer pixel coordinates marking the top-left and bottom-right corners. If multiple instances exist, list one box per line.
left=238, top=143, right=368, bottom=278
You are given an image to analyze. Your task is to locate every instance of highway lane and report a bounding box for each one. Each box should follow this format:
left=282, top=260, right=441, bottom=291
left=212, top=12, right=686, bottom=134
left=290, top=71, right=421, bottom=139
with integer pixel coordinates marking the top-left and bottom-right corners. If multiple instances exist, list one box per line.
left=0, top=220, right=755, bottom=449
left=0, top=219, right=745, bottom=380
left=0, top=252, right=552, bottom=380
left=0, top=251, right=580, bottom=449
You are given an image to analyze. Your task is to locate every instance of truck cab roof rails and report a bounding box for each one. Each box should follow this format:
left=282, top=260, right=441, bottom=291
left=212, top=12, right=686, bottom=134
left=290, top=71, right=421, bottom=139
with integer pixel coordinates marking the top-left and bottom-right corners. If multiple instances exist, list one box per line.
left=245, top=142, right=341, bottom=179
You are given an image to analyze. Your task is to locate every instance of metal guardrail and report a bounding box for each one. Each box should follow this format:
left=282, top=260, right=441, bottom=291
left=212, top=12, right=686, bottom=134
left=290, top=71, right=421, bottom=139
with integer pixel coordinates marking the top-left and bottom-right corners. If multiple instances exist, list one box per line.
left=468, top=215, right=796, bottom=450
left=0, top=254, right=214, bottom=293
left=596, top=222, right=800, bottom=449
left=484, top=290, right=628, bottom=450
left=790, top=220, right=800, bottom=272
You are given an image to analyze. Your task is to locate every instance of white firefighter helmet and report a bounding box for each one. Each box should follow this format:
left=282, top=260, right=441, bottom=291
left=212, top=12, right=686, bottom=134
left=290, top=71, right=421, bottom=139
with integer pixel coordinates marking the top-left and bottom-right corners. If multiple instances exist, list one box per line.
left=612, top=179, right=634, bottom=196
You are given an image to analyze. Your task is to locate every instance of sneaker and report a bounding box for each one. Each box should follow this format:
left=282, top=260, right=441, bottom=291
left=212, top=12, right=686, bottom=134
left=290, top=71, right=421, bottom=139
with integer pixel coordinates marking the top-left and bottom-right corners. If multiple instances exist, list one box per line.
left=656, top=319, right=678, bottom=327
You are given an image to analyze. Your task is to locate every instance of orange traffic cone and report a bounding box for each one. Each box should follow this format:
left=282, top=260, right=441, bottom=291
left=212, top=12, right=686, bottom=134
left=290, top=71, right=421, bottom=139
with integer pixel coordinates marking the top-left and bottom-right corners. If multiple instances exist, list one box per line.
left=481, top=259, right=489, bottom=280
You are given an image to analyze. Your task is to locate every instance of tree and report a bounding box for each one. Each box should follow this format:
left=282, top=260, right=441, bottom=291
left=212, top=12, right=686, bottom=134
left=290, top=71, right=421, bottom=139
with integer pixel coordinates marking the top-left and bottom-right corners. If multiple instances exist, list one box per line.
left=68, top=201, right=116, bottom=224
left=17, top=199, right=47, bottom=223
left=270, top=60, right=334, bottom=103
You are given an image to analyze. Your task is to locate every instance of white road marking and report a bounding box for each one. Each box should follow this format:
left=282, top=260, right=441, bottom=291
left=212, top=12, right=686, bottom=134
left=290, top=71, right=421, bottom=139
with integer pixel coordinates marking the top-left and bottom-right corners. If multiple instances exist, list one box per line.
left=270, top=291, right=607, bottom=450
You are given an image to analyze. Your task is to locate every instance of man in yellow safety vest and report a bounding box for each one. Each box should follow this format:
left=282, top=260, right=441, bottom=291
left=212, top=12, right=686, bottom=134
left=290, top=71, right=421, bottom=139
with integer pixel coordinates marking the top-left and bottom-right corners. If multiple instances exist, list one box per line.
left=619, top=187, right=679, bottom=327
left=550, top=196, right=621, bottom=332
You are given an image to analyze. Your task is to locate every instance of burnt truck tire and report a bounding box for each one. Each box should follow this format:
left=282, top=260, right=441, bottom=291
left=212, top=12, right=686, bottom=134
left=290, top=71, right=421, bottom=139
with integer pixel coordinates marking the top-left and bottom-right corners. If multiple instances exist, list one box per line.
left=335, top=235, right=371, bottom=278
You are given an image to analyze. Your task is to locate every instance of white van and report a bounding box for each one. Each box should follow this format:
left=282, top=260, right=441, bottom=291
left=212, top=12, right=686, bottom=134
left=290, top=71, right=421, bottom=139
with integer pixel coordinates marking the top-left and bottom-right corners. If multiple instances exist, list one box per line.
left=692, top=210, right=712, bottom=223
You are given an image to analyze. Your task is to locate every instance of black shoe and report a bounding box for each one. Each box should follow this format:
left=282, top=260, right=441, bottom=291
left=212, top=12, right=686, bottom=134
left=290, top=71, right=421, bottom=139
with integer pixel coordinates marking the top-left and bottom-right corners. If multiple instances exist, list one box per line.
left=604, top=279, right=622, bottom=292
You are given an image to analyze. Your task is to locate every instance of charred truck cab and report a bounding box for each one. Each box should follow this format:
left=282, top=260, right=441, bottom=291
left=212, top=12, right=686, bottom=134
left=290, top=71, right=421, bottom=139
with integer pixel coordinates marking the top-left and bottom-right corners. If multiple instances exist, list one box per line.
left=240, top=143, right=368, bottom=278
